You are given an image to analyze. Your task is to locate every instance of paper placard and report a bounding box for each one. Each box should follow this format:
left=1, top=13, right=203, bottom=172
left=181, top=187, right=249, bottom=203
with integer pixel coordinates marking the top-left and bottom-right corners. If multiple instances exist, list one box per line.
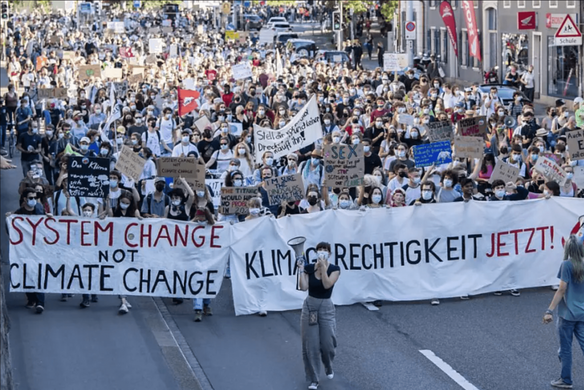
left=459, top=116, right=488, bottom=137
left=541, top=152, right=563, bottom=167
left=102, top=67, right=123, bottom=80
left=145, top=54, right=158, bottom=64
left=323, top=144, right=364, bottom=188
left=78, top=65, right=102, bottom=80
left=67, top=157, right=110, bottom=198
left=169, top=44, right=178, bottom=58
left=573, top=166, right=584, bottom=189
left=149, top=27, right=160, bottom=35
left=232, top=63, right=253, bottom=80
left=228, top=122, right=243, bottom=136
left=62, top=51, right=75, bottom=60
left=107, top=21, right=125, bottom=33
left=397, top=114, right=414, bottom=126
left=156, top=157, right=198, bottom=178
left=149, top=38, right=164, bottom=54
left=219, top=187, right=258, bottom=215
left=265, top=173, right=305, bottom=205
left=114, top=81, right=129, bottom=98
left=426, top=121, right=453, bottom=142
left=453, top=136, right=484, bottom=159
left=183, top=163, right=206, bottom=192
left=206, top=178, right=223, bottom=209
left=488, top=161, right=520, bottom=184
left=115, top=146, right=146, bottom=182
left=197, top=25, right=205, bottom=35
left=566, top=130, right=584, bottom=161
left=194, top=116, right=212, bottom=132
left=162, top=26, right=174, bottom=34
left=534, top=156, right=567, bottom=186
left=130, top=66, right=145, bottom=75
left=412, top=141, right=453, bottom=168
left=54, top=88, right=68, bottom=99
left=128, top=73, right=143, bottom=85
left=38, top=89, right=54, bottom=100
left=383, top=53, right=408, bottom=71
left=225, top=31, right=240, bottom=40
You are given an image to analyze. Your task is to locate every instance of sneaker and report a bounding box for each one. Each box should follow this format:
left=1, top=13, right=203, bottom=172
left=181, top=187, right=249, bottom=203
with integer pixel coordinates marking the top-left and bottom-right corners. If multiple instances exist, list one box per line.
left=308, top=382, right=319, bottom=390
left=173, top=298, right=184, bottom=305
left=510, top=289, right=521, bottom=297
left=493, top=291, right=503, bottom=296
left=551, top=285, right=559, bottom=291
left=60, top=294, right=68, bottom=302
left=550, top=378, right=573, bottom=388
left=35, top=305, right=44, bottom=314
left=25, top=302, right=36, bottom=309
left=119, top=303, right=129, bottom=314
left=194, top=310, right=203, bottom=322
left=460, top=295, right=470, bottom=300
left=326, top=371, right=334, bottom=380
left=80, top=300, right=90, bottom=308
left=91, top=295, right=99, bottom=303
left=125, top=301, right=132, bottom=309
left=258, top=310, right=268, bottom=317
left=431, top=299, right=440, bottom=305
left=372, top=300, right=383, bottom=307
left=203, top=305, right=213, bottom=316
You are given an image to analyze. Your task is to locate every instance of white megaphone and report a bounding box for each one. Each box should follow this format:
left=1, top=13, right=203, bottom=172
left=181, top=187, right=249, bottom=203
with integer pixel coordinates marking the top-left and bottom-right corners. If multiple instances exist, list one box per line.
left=504, top=116, right=517, bottom=129
left=287, top=237, right=306, bottom=290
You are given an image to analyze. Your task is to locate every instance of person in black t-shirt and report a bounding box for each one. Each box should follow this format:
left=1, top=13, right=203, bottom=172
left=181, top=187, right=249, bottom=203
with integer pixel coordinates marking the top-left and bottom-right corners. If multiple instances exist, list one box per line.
left=297, top=242, right=341, bottom=390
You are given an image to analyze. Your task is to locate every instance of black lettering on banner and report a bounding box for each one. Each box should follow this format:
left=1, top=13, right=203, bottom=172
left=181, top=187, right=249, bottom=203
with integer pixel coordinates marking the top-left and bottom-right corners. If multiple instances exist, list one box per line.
left=424, top=238, right=442, bottom=262
left=83, top=264, right=99, bottom=290
left=362, top=244, right=372, bottom=270
left=384, top=242, right=397, bottom=268
left=151, top=270, right=171, bottom=293
left=99, top=251, right=108, bottom=263
left=140, top=268, right=151, bottom=293
left=100, top=265, right=114, bottom=291
left=124, top=268, right=138, bottom=292
left=399, top=241, right=405, bottom=266
left=373, top=243, right=384, bottom=269
left=23, top=264, right=35, bottom=289
left=206, top=270, right=218, bottom=295
left=271, top=250, right=279, bottom=276
left=67, top=264, right=84, bottom=290
left=188, top=271, right=203, bottom=294
left=173, top=270, right=188, bottom=295
left=246, top=252, right=260, bottom=279
left=468, top=234, right=482, bottom=258
left=349, top=243, right=361, bottom=270
left=44, top=264, right=65, bottom=290
left=276, top=250, right=289, bottom=276
left=260, top=251, right=273, bottom=277
left=406, top=240, right=421, bottom=265
left=447, top=237, right=459, bottom=261
left=334, top=244, right=348, bottom=270
left=113, top=249, right=126, bottom=263
left=37, top=263, right=42, bottom=289
left=10, top=264, right=20, bottom=288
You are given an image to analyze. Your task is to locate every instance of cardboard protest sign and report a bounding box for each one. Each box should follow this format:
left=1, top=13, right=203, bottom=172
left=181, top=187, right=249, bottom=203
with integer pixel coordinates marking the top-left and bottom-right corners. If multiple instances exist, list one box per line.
left=534, top=156, right=568, bottom=186
left=79, top=65, right=101, bottom=81
left=265, top=174, right=305, bottom=205
left=253, top=97, right=324, bottom=164
left=149, top=38, right=164, bottom=54
left=412, top=141, right=453, bottom=168
left=162, top=26, right=174, bottom=34
left=228, top=122, right=243, bottom=136
left=220, top=187, right=258, bottom=215
left=426, top=121, right=453, bottom=142
left=128, top=73, right=143, bottom=85
left=232, top=63, right=253, bottom=80
left=194, top=116, right=212, bottom=132
left=67, top=157, right=110, bottom=198
left=453, top=136, right=484, bottom=159
left=38, top=89, right=54, bottom=100
left=183, top=163, right=206, bottom=192
left=397, top=114, right=414, bottom=127
left=114, top=146, right=146, bottom=182
left=156, top=157, right=198, bottom=178
left=458, top=116, right=488, bottom=137
left=144, top=54, right=158, bottom=64
left=573, top=166, right=584, bottom=189
left=566, top=130, right=584, bottom=161
left=149, top=27, right=160, bottom=35
left=53, top=88, right=68, bottom=99
left=62, top=51, right=75, bottom=60
left=102, top=67, right=123, bottom=80
left=488, top=161, right=520, bottom=184
left=130, top=66, right=145, bottom=75
left=114, top=81, right=129, bottom=98
left=541, top=152, right=562, bottom=167
left=323, top=144, right=364, bottom=187
left=225, top=31, right=240, bottom=40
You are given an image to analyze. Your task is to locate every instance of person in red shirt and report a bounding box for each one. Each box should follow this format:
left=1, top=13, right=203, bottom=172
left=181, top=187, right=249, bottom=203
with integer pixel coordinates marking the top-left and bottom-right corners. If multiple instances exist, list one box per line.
left=205, top=64, right=217, bottom=82
left=221, top=84, right=234, bottom=107
left=370, top=97, right=389, bottom=123
left=450, top=102, right=465, bottom=123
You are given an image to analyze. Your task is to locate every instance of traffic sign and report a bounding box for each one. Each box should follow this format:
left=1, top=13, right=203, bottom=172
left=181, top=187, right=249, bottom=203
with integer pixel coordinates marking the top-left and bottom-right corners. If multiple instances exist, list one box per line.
left=222, top=2, right=231, bottom=14
left=405, top=21, right=416, bottom=40
left=133, top=0, right=141, bottom=8
left=554, top=14, right=582, bottom=46
left=243, top=0, right=250, bottom=7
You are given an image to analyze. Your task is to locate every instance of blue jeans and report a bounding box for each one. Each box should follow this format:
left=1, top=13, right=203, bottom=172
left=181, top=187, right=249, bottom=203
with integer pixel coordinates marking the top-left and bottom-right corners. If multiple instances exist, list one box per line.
left=0, top=123, right=6, bottom=147
left=558, top=317, right=584, bottom=385
left=193, top=298, right=211, bottom=311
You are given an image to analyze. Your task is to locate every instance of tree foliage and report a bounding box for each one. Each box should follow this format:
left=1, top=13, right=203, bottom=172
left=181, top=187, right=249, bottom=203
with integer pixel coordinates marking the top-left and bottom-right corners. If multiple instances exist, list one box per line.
left=380, top=0, right=398, bottom=20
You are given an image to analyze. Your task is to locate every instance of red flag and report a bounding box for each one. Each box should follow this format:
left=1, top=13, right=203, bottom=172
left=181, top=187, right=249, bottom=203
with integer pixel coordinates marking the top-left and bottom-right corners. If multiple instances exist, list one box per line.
left=177, top=88, right=200, bottom=117
left=439, top=1, right=458, bottom=57
left=461, top=0, right=482, bottom=61
left=119, top=47, right=134, bottom=58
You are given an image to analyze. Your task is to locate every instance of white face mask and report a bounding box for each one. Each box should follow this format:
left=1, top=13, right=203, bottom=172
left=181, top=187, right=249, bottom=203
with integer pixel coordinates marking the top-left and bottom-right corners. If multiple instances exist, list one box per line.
left=265, top=157, right=274, bottom=166
left=249, top=208, right=260, bottom=215
left=422, top=191, right=433, bottom=200
left=233, top=179, right=243, bottom=187
left=172, top=199, right=181, bottom=206
left=27, top=199, right=37, bottom=208
left=197, top=191, right=205, bottom=197
left=182, top=136, right=190, bottom=143
left=317, top=250, right=330, bottom=260
left=333, top=136, right=341, bottom=144
left=444, top=179, right=453, bottom=188
left=120, top=203, right=130, bottom=210
left=83, top=211, right=93, bottom=217
left=371, top=194, right=382, bottom=204
left=238, top=148, right=246, bottom=155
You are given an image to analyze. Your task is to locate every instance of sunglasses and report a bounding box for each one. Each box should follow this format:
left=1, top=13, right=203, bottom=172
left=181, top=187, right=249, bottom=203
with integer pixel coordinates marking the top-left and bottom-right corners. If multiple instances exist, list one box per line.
left=220, top=143, right=228, bottom=146
left=27, top=196, right=37, bottom=200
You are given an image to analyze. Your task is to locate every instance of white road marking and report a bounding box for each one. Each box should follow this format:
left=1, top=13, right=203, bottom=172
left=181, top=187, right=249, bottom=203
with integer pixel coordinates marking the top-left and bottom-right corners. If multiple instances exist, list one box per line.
left=360, top=302, right=380, bottom=311
left=419, top=349, right=480, bottom=390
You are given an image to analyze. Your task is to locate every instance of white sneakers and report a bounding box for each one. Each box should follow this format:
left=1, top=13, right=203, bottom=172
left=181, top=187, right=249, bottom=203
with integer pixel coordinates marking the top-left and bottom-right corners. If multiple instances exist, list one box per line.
left=119, top=300, right=132, bottom=314
left=308, top=383, right=318, bottom=390
left=327, top=372, right=334, bottom=379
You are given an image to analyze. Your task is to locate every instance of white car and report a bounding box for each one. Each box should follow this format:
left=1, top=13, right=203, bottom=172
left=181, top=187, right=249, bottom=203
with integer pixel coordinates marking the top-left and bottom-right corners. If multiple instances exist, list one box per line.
left=268, top=17, right=287, bottom=24
left=265, top=21, right=292, bottom=32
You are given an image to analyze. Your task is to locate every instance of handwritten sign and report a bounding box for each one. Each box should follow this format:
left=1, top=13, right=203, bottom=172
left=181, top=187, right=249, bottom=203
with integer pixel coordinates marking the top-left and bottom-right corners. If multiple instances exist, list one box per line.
left=488, top=162, right=520, bottom=184
left=115, top=146, right=146, bottom=182
left=219, top=187, right=258, bottom=215
left=194, top=116, right=212, bottom=132
left=206, top=179, right=223, bottom=209
left=149, top=38, right=164, bottom=54
left=541, top=152, right=563, bottom=167
left=128, top=73, right=143, bottom=85
left=534, top=156, right=567, bottom=186
left=114, top=81, right=129, bottom=98
left=323, top=144, right=364, bottom=188
left=67, top=157, right=110, bottom=198
left=54, top=88, right=68, bottom=99
left=156, top=157, right=198, bottom=178
left=78, top=65, right=101, bottom=81
left=573, top=166, right=584, bottom=189
left=458, top=116, right=488, bottom=137
left=566, top=130, right=584, bottom=161
left=397, top=114, right=414, bottom=127
left=38, top=89, right=54, bottom=100
left=130, top=66, right=145, bottom=75
left=265, top=173, right=304, bottom=205
left=453, top=136, right=484, bottom=159
left=183, top=163, right=206, bottom=192
left=383, top=53, right=408, bottom=71
left=62, top=51, right=75, bottom=60
left=102, top=67, right=123, bottom=80
left=412, top=141, right=453, bottom=168
left=426, top=121, right=453, bottom=142
left=232, top=63, right=253, bottom=80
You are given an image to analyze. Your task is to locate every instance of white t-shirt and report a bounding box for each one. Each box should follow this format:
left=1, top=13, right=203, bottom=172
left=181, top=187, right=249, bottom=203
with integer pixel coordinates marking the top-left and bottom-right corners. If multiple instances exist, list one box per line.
left=142, top=130, right=162, bottom=156
left=211, top=149, right=234, bottom=172
left=158, top=117, right=175, bottom=144
left=172, top=142, right=199, bottom=158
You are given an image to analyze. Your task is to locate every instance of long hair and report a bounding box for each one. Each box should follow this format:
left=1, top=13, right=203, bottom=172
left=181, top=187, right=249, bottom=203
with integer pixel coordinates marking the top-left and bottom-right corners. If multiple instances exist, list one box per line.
left=564, top=235, right=584, bottom=283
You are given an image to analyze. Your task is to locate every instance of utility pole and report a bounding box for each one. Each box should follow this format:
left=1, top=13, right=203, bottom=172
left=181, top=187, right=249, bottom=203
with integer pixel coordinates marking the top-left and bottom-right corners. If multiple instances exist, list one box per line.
left=405, top=0, right=414, bottom=66
left=350, top=7, right=354, bottom=42
left=338, top=3, right=343, bottom=51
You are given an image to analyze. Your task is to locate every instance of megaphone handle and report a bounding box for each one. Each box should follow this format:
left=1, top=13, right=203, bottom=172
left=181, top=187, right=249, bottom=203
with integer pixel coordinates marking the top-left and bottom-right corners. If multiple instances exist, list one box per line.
left=296, top=254, right=307, bottom=291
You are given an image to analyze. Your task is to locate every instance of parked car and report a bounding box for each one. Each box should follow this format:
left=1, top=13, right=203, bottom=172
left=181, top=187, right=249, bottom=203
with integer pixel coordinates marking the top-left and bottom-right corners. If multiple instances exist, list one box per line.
left=265, top=21, right=292, bottom=32
left=315, top=50, right=351, bottom=64
left=286, top=39, right=318, bottom=58
left=477, top=84, right=532, bottom=107
left=244, top=14, right=263, bottom=30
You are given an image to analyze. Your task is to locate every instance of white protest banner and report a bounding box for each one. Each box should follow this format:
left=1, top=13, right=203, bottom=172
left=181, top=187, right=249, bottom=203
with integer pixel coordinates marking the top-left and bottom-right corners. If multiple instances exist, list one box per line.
left=534, top=156, right=568, bottom=186
left=115, top=146, right=146, bottom=182
left=383, top=53, right=408, bottom=71
left=265, top=174, right=305, bottom=205
left=453, top=136, right=484, bottom=159
left=8, top=216, right=229, bottom=298
left=232, top=63, right=253, bottom=80
left=488, top=161, right=520, bottom=184
left=566, top=130, right=584, bottom=161
left=253, top=97, right=323, bottom=164
left=149, top=38, right=164, bottom=54
left=228, top=198, right=584, bottom=315
left=323, top=144, right=364, bottom=187
left=397, top=114, right=414, bottom=127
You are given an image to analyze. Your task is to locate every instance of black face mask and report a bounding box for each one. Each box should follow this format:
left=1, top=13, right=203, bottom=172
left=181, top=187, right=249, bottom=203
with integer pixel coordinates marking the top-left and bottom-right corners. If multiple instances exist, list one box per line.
left=399, top=171, right=408, bottom=178
left=307, top=196, right=318, bottom=206
left=155, top=183, right=165, bottom=191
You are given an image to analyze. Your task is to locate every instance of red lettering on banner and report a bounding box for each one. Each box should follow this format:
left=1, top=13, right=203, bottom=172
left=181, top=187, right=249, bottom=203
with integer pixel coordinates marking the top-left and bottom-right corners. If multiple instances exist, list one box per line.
left=59, top=219, right=78, bottom=245
left=9, top=216, right=24, bottom=245
left=43, top=218, right=59, bottom=245
left=95, top=221, right=114, bottom=246
left=25, top=217, right=44, bottom=246
left=486, top=226, right=555, bottom=258
left=192, top=225, right=205, bottom=247
left=210, top=225, right=223, bottom=248
left=525, top=228, right=536, bottom=253
left=497, top=231, right=509, bottom=257
left=124, top=222, right=139, bottom=248
left=153, top=225, right=173, bottom=247
left=140, top=223, right=152, bottom=247
left=80, top=221, right=92, bottom=246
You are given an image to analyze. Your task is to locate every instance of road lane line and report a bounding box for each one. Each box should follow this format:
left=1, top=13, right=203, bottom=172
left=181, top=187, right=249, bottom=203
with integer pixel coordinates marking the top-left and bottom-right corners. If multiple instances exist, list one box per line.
left=419, top=349, right=480, bottom=390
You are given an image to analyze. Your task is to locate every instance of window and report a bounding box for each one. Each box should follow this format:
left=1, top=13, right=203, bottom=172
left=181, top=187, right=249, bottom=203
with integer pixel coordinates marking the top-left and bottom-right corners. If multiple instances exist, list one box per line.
left=532, top=0, right=541, bottom=7
left=434, top=29, right=441, bottom=62
left=427, top=29, right=432, bottom=55
left=460, top=30, right=468, bottom=67
left=451, top=0, right=458, bottom=8
left=518, top=0, right=526, bottom=7
left=549, top=0, right=558, bottom=8
left=503, top=0, right=511, bottom=7
left=429, top=0, right=437, bottom=8
left=472, top=31, right=481, bottom=69
left=566, top=0, right=576, bottom=7
left=547, top=36, right=580, bottom=98
left=441, top=29, right=448, bottom=64
left=487, top=8, right=497, bottom=30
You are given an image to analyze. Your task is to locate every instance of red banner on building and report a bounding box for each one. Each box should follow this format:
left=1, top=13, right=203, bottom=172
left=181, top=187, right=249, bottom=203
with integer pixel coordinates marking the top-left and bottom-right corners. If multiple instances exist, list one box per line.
left=439, top=1, right=459, bottom=57
left=461, top=0, right=482, bottom=61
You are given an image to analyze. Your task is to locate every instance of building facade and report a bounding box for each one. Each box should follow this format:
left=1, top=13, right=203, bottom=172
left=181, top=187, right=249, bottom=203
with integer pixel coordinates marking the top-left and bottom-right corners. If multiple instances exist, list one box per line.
left=422, top=0, right=583, bottom=104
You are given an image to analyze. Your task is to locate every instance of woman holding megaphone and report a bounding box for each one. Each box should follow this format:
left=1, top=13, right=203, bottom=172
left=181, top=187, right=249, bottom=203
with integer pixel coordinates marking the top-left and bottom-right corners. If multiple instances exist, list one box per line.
left=296, top=242, right=341, bottom=390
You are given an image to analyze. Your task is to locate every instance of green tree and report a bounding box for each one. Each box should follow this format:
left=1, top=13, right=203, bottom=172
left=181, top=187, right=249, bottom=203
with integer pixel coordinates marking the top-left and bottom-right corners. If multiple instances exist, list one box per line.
left=379, top=0, right=398, bottom=20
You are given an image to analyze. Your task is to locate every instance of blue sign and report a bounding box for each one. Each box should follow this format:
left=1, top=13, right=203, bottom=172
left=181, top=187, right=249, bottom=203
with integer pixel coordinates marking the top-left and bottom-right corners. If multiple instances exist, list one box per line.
left=243, top=1, right=251, bottom=7
left=133, top=0, right=141, bottom=8
left=226, top=23, right=235, bottom=31
left=412, top=140, right=452, bottom=168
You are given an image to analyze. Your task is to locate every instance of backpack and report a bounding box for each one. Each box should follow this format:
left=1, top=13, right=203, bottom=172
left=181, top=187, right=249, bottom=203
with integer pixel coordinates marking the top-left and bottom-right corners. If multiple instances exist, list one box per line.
left=54, top=190, right=82, bottom=215
left=144, top=193, right=170, bottom=215
left=144, top=129, right=161, bottom=146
